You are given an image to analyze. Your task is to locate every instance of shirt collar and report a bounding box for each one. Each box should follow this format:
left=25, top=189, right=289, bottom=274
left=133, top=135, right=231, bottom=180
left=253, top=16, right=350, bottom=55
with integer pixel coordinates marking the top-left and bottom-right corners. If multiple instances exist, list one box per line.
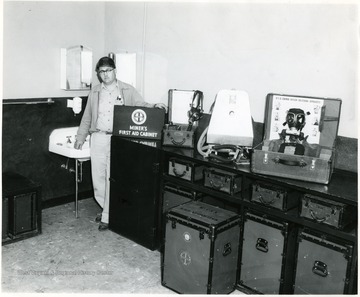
left=101, top=80, right=119, bottom=91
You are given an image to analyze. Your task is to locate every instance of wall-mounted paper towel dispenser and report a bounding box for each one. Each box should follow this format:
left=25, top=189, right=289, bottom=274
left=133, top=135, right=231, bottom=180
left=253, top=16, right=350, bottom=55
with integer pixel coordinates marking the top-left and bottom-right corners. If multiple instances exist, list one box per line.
left=61, top=45, right=93, bottom=90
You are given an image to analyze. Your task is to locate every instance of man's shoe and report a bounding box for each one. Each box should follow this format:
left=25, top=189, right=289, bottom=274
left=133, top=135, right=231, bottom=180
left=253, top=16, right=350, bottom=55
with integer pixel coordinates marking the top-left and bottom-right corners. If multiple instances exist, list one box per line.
left=98, top=222, right=109, bottom=231
left=95, top=213, right=102, bottom=223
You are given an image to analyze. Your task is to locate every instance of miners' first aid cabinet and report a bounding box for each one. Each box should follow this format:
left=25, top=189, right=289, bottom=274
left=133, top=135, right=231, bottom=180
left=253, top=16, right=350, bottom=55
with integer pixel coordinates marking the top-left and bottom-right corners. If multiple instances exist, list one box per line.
left=251, top=94, right=341, bottom=184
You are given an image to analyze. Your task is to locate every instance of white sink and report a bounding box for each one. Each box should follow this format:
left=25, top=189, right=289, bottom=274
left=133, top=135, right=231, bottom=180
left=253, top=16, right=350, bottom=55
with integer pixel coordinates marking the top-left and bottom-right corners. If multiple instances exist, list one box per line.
left=49, top=126, right=90, bottom=159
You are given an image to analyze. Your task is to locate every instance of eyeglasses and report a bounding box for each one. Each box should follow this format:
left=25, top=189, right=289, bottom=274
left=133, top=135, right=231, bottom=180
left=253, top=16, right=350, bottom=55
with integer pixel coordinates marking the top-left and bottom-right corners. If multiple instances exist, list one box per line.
left=98, top=68, right=114, bottom=75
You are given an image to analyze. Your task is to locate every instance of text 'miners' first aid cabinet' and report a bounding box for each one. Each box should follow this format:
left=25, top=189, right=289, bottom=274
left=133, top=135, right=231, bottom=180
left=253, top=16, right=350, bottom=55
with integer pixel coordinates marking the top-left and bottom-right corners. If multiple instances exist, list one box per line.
left=251, top=93, right=341, bottom=184
left=162, top=201, right=241, bottom=294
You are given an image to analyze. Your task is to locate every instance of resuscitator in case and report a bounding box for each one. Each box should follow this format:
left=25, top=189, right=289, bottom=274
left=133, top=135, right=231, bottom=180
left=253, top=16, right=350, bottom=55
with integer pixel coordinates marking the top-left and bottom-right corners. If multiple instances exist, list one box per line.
left=207, top=89, right=253, bottom=147
left=197, top=89, right=254, bottom=164
left=251, top=93, right=341, bottom=184
left=163, top=89, right=203, bottom=148
left=162, top=201, right=240, bottom=294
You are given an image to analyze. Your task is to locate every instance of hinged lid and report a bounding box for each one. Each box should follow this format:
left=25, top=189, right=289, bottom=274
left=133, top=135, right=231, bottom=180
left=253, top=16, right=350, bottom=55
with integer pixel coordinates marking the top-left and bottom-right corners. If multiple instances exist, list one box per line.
left=263, top=94, right=341, bottom=149
left=168, top=89, right=203, bottom=125
left=168, top=201, right=238, bottom=227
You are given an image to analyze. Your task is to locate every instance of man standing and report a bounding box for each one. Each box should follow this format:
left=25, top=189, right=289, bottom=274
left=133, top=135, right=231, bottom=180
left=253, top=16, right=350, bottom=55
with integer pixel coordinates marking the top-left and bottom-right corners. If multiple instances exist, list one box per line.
left=74, top=56, right=165, bottom=231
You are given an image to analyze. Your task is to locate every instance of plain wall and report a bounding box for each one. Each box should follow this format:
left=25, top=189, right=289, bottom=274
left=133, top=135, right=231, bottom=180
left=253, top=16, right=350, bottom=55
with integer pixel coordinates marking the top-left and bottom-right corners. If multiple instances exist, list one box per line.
left=3, top=1, right=105, bottom=99
left=3, top=1, right=359, bottom=139
left=105, top=2, right=359, bottom=139
left=1, top=1, right=358, bottom=199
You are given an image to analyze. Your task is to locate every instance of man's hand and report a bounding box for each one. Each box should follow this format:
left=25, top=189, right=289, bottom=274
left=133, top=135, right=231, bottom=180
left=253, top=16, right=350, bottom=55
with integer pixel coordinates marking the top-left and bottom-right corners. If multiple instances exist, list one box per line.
left=74, top=140, right=84, bottom=150
left=154, top=103, right=168, bottom=112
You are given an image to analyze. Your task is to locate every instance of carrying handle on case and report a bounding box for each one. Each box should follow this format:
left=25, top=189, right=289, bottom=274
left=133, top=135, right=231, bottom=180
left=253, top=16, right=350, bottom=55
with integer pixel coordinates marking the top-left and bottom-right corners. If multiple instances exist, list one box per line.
left=212, top=144, right=238, bottom=151
left=208, top=154, right=236, bottom=164
left=208, top=144, right=239, bottom=164
left=209, top=179, right=224, bottom=189
left=273, top=157, right=307, bottom=167
left=170, top=137, right=186, bottom=146
left=223, top=243, right=232, bottom=257
left=256, top=238, right=268, bottom=253
left=166, top=130, right=188, bottom=146
left=306, top=200, right=334, bottom=223
left=172, top=167, right=188, bottom=178
left=309, top=209, right=332, bottom=223
left=258, top=194, right=276, bottom=205
left=312, top=260, right=328, bottom=277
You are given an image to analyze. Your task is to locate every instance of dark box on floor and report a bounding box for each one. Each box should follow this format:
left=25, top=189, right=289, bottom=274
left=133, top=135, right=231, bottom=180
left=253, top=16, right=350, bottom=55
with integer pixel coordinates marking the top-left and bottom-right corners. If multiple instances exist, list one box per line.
left=2, top=172, right=42, bottom=242
left=293, top=228, right=354, bottom=294
left=162, top=201, right=240, bottom=294
left=251, top=94, right=341, bottom=184
left=238, top=211, right=297, bottom=294
left=9, top=192, right=37, bottom=236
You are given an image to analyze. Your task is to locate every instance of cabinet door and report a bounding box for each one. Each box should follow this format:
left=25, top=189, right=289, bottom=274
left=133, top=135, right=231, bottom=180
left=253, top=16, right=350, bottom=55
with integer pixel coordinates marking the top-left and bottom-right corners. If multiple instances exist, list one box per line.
left=294, top=231, right=353, bottom=294
left=239, top=212, right=296, bottom=294
left=240, top=217, right=285, bottom=294
left=109, top=137, right=161, bottom=251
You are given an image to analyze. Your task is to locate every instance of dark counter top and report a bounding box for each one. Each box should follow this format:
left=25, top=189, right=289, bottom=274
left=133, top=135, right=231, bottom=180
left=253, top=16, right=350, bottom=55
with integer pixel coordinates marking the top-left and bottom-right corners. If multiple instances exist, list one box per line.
left=162, top=146, right=358, bottom=206
left=115, top=136, right=358, bottom=206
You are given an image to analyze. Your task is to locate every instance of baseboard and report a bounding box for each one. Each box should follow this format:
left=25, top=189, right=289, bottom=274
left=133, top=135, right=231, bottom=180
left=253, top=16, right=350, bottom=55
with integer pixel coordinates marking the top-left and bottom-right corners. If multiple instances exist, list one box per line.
left=42, top=190, right=93, bottom=209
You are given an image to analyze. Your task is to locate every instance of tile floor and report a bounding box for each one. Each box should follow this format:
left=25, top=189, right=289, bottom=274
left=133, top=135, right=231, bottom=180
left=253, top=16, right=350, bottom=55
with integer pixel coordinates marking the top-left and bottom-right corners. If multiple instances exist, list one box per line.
left=1, top=198, right=244, bottom=295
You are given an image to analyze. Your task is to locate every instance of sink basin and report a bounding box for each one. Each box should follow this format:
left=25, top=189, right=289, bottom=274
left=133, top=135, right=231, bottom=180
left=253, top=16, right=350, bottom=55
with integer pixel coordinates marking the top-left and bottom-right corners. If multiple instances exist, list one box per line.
left=49, top=126, right=90, bottom=159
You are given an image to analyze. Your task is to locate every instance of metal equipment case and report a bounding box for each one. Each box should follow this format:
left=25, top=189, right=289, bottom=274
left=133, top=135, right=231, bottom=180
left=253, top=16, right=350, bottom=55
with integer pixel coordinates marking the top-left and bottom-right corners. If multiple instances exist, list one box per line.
left=162, top=201, right=240, bottom=294
left=251, top=94, right=341, bottom=184
left=204, top=168, right=242, bottom=195
left=293, top=229, right=354, bottom=294
left=300, top=194, right=357, bottom=230
left=168, top=157, right=204, bottom=182
left=163, top=125, right=196, bottom=148
left=162, top=184, right=202, bottom=213
left=239, top=212, right=297, bottom=294
left=162, top=89, right=203, bottom=148
left=251, top=181, right=299, bottom=211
